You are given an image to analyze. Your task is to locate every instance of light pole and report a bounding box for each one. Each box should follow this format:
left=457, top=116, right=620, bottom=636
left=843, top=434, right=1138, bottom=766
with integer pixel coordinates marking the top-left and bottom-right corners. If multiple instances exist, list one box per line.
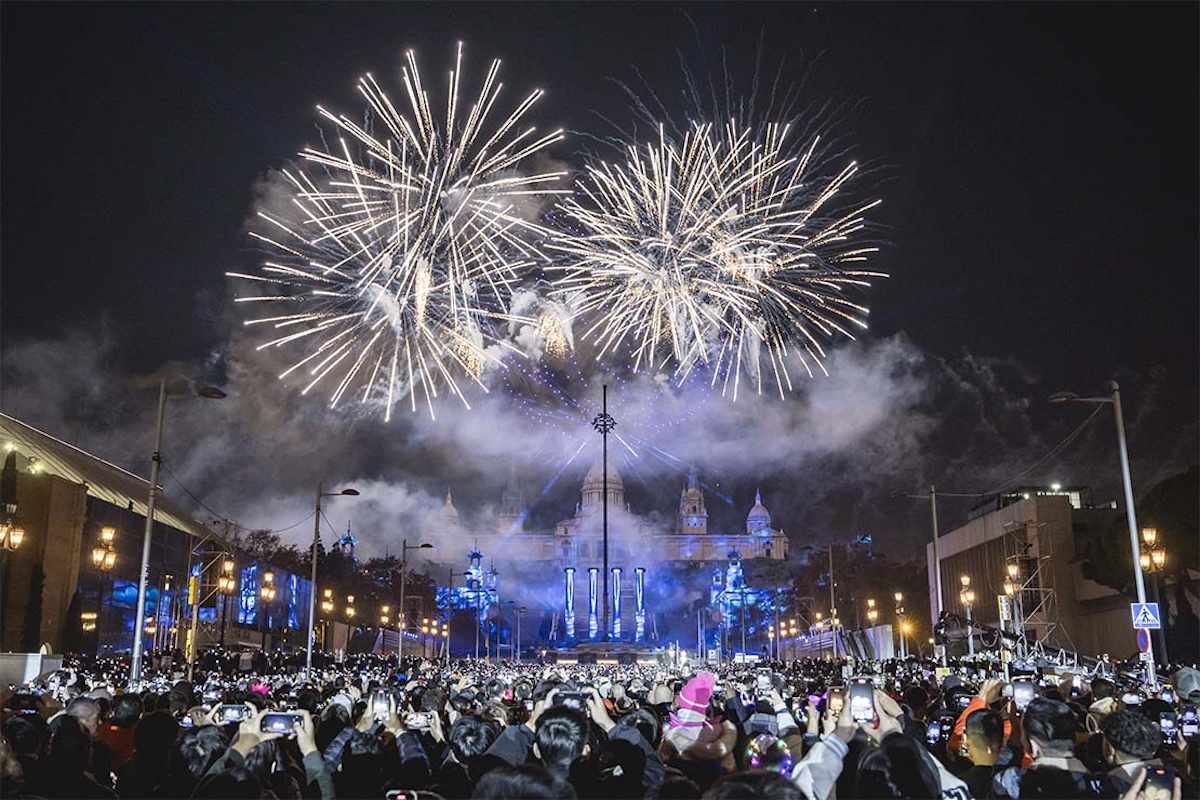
left=259, top=571, right=276, bottom=647
left=307, top=484, right=358, bottom=678
left=1139, top=527, right=1169, bottom=665
left=398, top=539, right=433, bottom=661
left=217, top=559, right=236, bottom=649
left=959, top=575, right=976, bottom=656
left=130, top=379, right=224, bottom=686
left=591, top=385, right=616, bottom=640
left=319, top=589, right=335, bottom=652
left=894, top=592, right=906, bottom=659
left=1050, top=381, right=1155, bottom=684
left=90, top=526, right=118, bottom=654
left=1003, top=564, right=1025, bottom=660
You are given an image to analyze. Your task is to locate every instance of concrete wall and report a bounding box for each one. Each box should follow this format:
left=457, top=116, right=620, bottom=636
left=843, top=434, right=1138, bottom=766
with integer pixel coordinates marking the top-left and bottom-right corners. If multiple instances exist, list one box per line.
left=1, top=473, right=87, bottom=652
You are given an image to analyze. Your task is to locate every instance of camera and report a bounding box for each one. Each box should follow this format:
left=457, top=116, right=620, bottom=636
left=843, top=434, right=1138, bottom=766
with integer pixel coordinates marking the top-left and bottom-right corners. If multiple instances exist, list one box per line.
left=554, top=692, right=590, bottom=712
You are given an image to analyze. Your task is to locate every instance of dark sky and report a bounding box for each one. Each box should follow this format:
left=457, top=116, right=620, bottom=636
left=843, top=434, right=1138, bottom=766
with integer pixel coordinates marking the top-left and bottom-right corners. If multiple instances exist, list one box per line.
left=2, top=2, right=1196, bottom=555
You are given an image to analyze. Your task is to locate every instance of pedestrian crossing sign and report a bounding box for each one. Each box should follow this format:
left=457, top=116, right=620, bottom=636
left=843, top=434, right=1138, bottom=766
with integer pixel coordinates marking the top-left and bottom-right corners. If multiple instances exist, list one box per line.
left=1130, top=603, right=1161, bottom=630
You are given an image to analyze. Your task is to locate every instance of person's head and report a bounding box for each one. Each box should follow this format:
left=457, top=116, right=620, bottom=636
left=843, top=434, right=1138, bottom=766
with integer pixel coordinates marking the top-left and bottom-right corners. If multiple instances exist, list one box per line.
left=172, top=725, right=229, bottom=782
left=856, top=732, right=942, bottom=799
left=3, top=714, right=46, bottom=758
left=66, top=696, right=102, bottom=735
left=1090, top=678, right=1116, bottom=702
left=703, top=771, right=804, bottom=800
left=471, top=763, right=576, bottom=799
left=1022, top=698, right=1077, bottom=759
left=111, top=693, right=143, bottom=728
left=964, top=708, right=1005, bottom=767
left=902, top=686, right=929, bottom=717
left=338, top=730, right=385, bottom=798
left=133, top=710, right=180, bottom=760
left=47, top=715, right=92, bottom=775
left=449, top=715, right=501, bottom=763
left=617, top=707, right=662, bottom=750
left=192, top=767, right=263, bottom=799
left=533, top=706, right=591, bottom=778
left=1018, top=766, right=1083, bottom=799
left=1101, top=710, right=1161, bottom=764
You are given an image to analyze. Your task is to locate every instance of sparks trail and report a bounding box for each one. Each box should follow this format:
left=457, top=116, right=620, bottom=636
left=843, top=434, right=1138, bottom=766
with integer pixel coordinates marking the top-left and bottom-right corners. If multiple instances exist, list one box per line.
left=229, top=43, right=567, bottom=420
left=549, top=119, right=885, bottom=400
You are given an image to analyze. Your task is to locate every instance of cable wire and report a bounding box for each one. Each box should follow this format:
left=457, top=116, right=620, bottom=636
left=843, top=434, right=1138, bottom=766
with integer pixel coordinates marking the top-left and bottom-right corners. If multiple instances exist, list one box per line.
left=160, top=458, right=317, bottom=535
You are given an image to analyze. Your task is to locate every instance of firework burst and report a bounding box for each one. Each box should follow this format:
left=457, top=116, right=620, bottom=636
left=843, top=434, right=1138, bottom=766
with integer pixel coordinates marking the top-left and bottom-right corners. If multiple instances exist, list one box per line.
left=229, top=44, right=566, bottom=419
left=549, top=118, right=884, bottom=399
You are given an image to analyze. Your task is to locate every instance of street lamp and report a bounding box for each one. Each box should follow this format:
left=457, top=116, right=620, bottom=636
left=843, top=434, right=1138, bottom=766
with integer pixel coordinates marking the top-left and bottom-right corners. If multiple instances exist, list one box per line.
left=319, top=589, right=335, bottom=651
left=307, top=484, right=358, bottom=678
left=959, top=575, right=976, bottom=656
left=217, top=559, right=236, bottom=648
left=1, top=521, right=26, bottom=551
left=398, top=539, right=434, bottom=661
left=591, top=385, right=616, bottom=640
left=1050, top=381, right=1155, bottom=684
left=130, top=378, right=225, bottom=686
left=89, top=527, right=118, bottom=654
left=259, top=571, right=277, bottom=648
left=1139, top=527, right=1169, bottom=664
left=893, top=592, right=907, bottom=659
left=380, top=604, right=391, bottom=627
left=345, top=594, right=356, bottom=620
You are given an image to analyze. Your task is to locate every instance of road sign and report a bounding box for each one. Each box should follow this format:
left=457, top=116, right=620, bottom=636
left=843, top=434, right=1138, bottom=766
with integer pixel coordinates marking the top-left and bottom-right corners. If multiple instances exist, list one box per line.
left=1136, top=628, right=1151, bottom=652
left=1130, top=603, right=1161, bottom=630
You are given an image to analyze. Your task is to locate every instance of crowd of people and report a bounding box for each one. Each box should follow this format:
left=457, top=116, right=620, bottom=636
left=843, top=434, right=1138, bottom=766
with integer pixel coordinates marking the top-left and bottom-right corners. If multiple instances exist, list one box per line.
left=2, top=649, right=1197, bottom=799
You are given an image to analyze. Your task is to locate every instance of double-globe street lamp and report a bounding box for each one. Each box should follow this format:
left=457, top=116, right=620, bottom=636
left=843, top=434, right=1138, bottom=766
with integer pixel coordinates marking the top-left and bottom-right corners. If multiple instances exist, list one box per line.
left=398, top=540, right=434, bottom=661
left=1050, top=380, right=1155, bottom=684
left=130, top=378, right=225, bottom=687
left=1139, top=527, right=1169, bottom=664
left=307, top=484, right=358, bottom=678
left=959, top=575, right=976, bottom=657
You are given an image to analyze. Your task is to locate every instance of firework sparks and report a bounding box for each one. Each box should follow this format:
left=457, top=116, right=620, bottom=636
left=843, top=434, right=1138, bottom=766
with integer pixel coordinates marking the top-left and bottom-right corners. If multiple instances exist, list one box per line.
left=229, top=44, right=566, bottom=419
left=549, top=119, right=884, bottom=399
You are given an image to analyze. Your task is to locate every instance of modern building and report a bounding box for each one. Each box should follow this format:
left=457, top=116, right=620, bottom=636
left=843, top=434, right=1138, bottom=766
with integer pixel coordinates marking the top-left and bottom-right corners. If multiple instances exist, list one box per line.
left=0, top=414, right=310, bottom=657
left=926, top=486, right=1152, bottom=659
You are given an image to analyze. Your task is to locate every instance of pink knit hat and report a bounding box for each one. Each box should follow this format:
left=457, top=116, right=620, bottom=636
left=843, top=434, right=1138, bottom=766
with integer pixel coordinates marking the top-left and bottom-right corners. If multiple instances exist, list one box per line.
left=670, top=671, right=715, bottom=729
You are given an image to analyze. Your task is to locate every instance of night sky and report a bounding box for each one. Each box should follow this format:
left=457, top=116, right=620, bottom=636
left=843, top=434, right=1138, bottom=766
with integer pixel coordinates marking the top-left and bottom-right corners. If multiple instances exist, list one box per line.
left=2, top=3, right=1196, bottom=558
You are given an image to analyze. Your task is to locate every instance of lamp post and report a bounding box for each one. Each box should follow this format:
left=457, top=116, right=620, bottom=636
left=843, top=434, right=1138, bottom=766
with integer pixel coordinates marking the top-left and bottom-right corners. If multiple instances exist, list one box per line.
left=787, top=618, right=798, bottom=661
left=1050, top=381, right=1155, bottom=684
left=894, top=592, right=906, bottom=659
left=217, top=559, right=236, bottom=649
left=1003, top=564, right=1025, bottom=660
left=398, top=539, right=433, bottom=662
left=307, top=484, right=358, bottom=678
left=591, top=385, right=616, bottom=640
left=90, top=526, right=118, bottom=655
left=1139, top=527, right=1169, bottom=665
left=259, top=571, right=277, bottom=647
left=319, top=589, right=335, bottom=652
left=130, top=379, right=224, bottom=687
left=959, top=575, right=976, bottom=656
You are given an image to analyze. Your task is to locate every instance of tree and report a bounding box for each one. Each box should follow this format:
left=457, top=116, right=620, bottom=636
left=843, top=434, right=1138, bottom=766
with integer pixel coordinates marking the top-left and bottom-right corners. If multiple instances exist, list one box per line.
left=243, top=529, right=282, bottom=561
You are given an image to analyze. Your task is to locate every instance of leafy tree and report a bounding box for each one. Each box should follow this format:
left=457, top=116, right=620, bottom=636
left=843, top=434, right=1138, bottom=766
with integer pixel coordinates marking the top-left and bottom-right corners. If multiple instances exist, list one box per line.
left=243, top=529, right=282, bottom=561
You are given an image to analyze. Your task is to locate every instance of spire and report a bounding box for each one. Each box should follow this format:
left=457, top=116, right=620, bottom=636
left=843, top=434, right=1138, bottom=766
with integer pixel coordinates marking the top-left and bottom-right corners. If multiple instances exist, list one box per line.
left=677, top=468, right=708, bottom=535
left=442, top=489, right=459, bottom=521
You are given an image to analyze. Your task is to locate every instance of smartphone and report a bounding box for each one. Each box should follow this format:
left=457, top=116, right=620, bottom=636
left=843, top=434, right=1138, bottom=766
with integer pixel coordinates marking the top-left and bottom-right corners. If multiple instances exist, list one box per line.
left=926, top=720, right=942, bottom=745
left=406, top=711, right=433, bottom=729
left=216, top=704, right=252, bottom=723
left=755, top=670, right=774, bottom=699
left=6, top=693, right=39, bottom=714
left=1159, top=712, right=1178, bottom=746
left=789, top=698, right=808, bottom=724
left=260, top=712, right=304, bottom=734
left=828, top=686, right=845, bottom=715
left=848, top=678, right=875, bottom=724
left=554, top=692, right=590, bottom=712
left=1144, top=766, right=1176, bottom=800
left=1121, top=691, right=1144, bottom=707
left=1012, top=679, right=1035, bottom=711
left=371, top=689, right=390, bottom=720
left=1160, top=687, right=1176, bottom=704
left=1182, top=705, right=1198, bottom=739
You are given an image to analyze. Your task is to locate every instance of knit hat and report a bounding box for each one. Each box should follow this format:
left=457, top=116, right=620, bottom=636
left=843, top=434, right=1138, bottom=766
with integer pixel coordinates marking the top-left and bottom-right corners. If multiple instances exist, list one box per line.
left=665, top=671, right=725, bottom=750
left=671, top=671, right=715, bottom=729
